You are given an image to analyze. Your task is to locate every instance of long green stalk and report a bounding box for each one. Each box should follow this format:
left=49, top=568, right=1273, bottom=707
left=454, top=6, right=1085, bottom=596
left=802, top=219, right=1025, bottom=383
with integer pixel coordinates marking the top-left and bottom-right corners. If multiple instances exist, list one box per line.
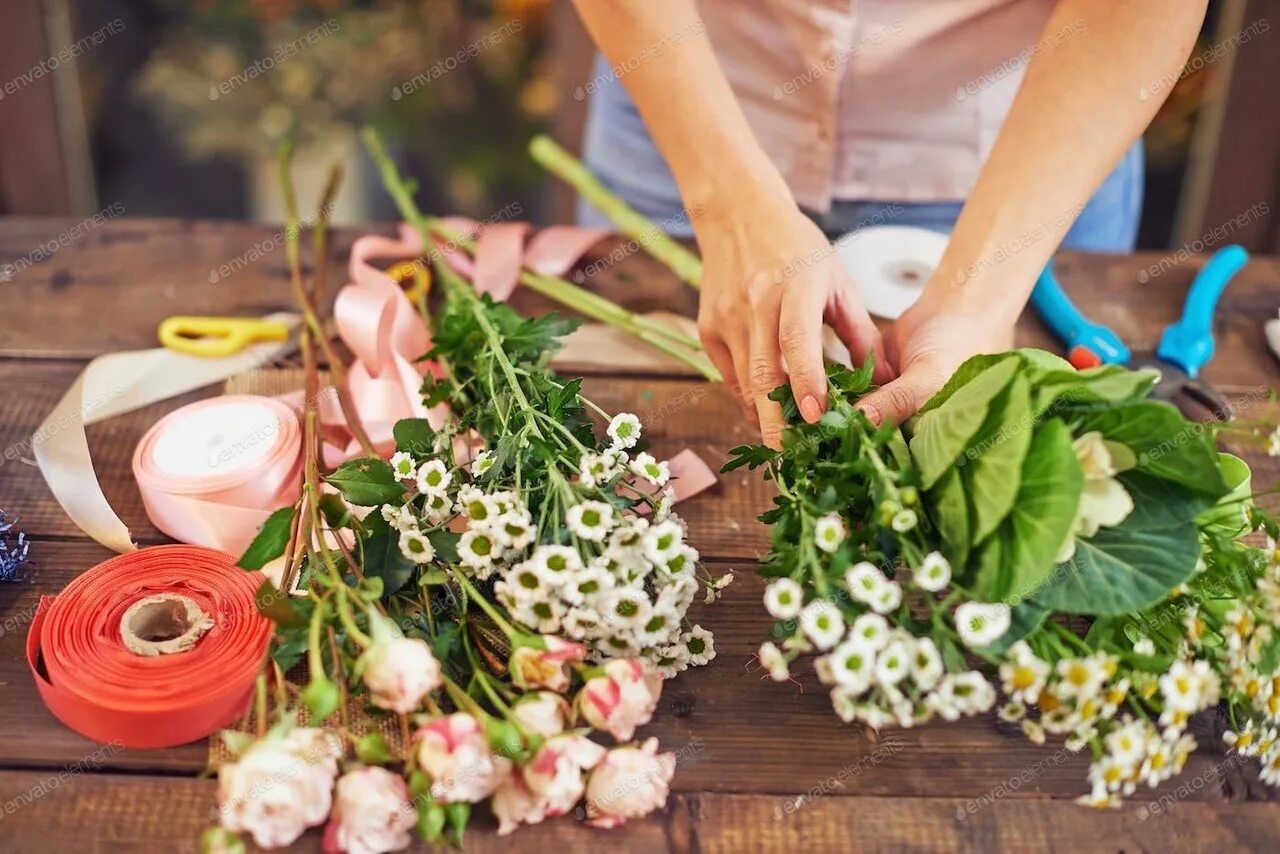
left=529, top=134, right=704, bottom=289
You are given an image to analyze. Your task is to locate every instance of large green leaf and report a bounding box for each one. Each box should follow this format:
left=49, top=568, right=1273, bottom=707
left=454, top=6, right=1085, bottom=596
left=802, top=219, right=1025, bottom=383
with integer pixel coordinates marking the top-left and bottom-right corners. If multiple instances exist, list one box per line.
left=910, top=355, right=1019, bottom=488
left=1031, top=365, right=1159, bottom=416
left=363, top=531, right=417, bottom=596
left=931, top=466, right=972, bottom=569
left=996, top=420, right=1084, bottom=604
left=1197, top=453, right=1253, bottom=539
left=1031, top=471, right=1206, bottom=615
left=970, top=528, right=1010, bottom=598
left=238, top=506, right=296, bottom=570
left=393, top=418, right=435, bottom=457
left=917, top=353, right=1013, bottom=415
left=1072, top=401, right=1228, bottom=499
left=960, top=372, right=1033, bottom=544
left=327, top=457, right=406, bottom=506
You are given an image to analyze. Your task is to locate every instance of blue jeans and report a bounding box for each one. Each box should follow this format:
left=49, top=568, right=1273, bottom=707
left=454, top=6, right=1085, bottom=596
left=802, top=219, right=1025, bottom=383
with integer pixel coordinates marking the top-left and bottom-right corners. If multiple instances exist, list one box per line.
left=578, top=56, right=1144, bottom=252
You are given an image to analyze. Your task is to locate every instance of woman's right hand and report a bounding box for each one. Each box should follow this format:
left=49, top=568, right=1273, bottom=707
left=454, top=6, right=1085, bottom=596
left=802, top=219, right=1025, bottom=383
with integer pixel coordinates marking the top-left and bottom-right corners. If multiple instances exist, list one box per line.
left=694, top=189, right=893, bottom=449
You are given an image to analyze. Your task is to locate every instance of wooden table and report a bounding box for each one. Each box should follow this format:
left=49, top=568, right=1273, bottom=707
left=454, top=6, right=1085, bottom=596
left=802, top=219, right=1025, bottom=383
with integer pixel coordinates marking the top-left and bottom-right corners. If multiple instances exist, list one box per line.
left=1, top=217, right=1279, bottom=852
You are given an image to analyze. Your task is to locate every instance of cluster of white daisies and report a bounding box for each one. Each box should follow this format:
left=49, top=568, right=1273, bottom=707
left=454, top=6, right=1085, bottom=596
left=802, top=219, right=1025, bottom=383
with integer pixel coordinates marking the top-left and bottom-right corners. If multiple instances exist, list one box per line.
left=382, top=413, right=724, bottom=676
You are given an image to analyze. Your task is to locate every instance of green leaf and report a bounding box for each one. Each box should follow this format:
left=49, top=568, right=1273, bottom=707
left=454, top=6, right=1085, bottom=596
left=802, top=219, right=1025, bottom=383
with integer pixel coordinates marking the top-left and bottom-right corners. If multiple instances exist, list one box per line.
left=910, top=355, right=1019, bottom=488
left=445, top=802, right=470, bottom=847
left=317, top=493, right=352, bottom=529
left=547, top=377, right=584, bottom=421
left=1031, top=471, right=1206, bottom=615
left=1031, top=364, right=1159, bottom=415
left=970, top=530, right=1009, bottom=600
left=237, top=506, right=296, bottom=569
left=416, top=801, right=446, bottom=842
left=1072, top=401, right=1229, bottom=499
left=363, top=531, right=417, bottom=596
left=991, top=420, right=1084, bottom=603
left=301, top=676, right=340, bottom=722
left=254, top=579, right=304, bottom=626
left=1197, top=453, right=1252, bottom=538
left=326, top=457, right=405, bottom=506
left=355, top=732, right=394, bottom=764
left=959, top=372, right=1033, bottom=543
left=427, top=529, right=460, bottom=564
left=485, top=717, right=525, bottom=760
left=393, top=418, right=435, bottom=457
left=917, top=353, right=1014, bottom=415
left=722, top=443, right=778, bottom=473
left=931, top=467, right=971, bottom=569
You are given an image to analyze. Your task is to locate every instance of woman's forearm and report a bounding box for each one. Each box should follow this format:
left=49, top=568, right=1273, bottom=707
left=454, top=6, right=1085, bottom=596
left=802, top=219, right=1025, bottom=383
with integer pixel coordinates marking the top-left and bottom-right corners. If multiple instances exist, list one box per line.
left=926, top=0, right=1209, bottom=322
left=569, top=0, right=790, bottom=219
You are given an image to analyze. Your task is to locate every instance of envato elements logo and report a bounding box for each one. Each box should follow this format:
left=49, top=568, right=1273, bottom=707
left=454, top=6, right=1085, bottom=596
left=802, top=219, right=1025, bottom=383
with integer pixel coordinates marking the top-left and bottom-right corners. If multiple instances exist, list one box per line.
left=0, top=18, right=126, bottom=101
left=573, top=205, right=704, bottom=283
left=391, top=19, right=524, bottom=100
left=1137, top=202, right=1270, bottom=283
left=208, top=19, right=340, bottom=101
left=208, top=204, right=336, bottom=283
left=956, top=19, right=1087, bottom=101
left=0, top=202, right=126, bottom=283
left=775, top=21, right=904, bottom=99
left=574, top=20, right=706, bottom=101
left=1140, top=18, right=1271, bottom=102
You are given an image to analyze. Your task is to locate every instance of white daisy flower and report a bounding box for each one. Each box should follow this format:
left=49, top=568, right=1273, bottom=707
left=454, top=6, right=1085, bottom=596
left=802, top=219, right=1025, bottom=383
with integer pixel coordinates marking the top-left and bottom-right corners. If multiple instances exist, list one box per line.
left=470, top=450, right=495, bottom=478
left=814, top=513, right=846, bottom=553
left=389, top=451, right=417, bottom=481
left=629, top=452, right=670, bottom=487
left=954, top=601, right=1011, bottom=649
left=606, top=412, right=642, bottom=449
left=380, top=503, right=417, bottom=533
left=827, top=641, right=875, bottom=692
left=758, top=641, right=790, bottom=681
left=561, top=607, right=603, bottom=641
left=890, top=508, right=918, bottom=533
left=705, top=570, right=734, bottom=603
left=999, top=641, right=1050, bottom=704
left=845, top=562, right=887, bottom=604
left=643, top=520, right=685, bottom=565
left=1054, top=655, right=1111, bottom=702
left=528, top=599, right=567, bottom=634
left=566, top=500, right=616, bottom=542
left=494, top=510, right=534, bottom=552
left=506, top=561, right=548, bottom=599
left=683, top=625, right=715, bottom=666
left=457, top=528, right=496, bottom=570
left=870, top=580, right=903, bottom=615
left=603, top=587, right=653, bottom=630
left=459, top=490, right=498, bottom=526
left=414, top=459, right=452, bottom=495
left=563, top=563, right=613, bottom=605
left=914, top=552, right=951, bottom=592
left=799, top=600, right=845, bottom=651
left=578, top=450, right=622, bottom=488
left=530, top=544, right=583, bottom=583
left=421, top=492, right=454, bottom=525
left=849, top=613, right=890, bottom=651
left=910, top=636, right=944, bottom=690
left=653, top=487, right=676, bottom=521
left=1132, top=635, right=1156, bottom=657
left=763, top=578, right=804, bottom=620
left=398, top=530, right=435, bottom=564
left=874, top=639, right=912, bottom=686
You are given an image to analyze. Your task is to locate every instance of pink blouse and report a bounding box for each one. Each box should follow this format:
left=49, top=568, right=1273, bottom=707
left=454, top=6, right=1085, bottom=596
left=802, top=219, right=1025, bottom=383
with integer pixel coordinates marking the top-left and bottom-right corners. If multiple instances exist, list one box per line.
left=698, top=0, right=1058, bottom=211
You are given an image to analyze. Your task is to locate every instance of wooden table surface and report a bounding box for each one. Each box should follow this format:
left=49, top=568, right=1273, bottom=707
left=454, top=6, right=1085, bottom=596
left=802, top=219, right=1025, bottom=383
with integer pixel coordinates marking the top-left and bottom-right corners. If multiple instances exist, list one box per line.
left=2, top=217, right=1279, bottom=852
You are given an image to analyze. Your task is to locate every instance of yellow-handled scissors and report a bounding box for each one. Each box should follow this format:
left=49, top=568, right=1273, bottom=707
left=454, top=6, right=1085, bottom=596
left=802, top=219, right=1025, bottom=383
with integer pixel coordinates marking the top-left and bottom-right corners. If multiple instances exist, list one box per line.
left=158, top=315, right=292, bottom=358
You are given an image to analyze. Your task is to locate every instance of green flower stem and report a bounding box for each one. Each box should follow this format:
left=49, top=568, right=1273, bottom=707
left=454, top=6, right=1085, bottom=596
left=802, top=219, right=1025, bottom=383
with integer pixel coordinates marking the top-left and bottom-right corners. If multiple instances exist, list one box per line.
left=307, top=596, right=328, bottom=679
left=335, top=586, right=371, bottom=648
left=442, top=674, right=489, bottom=719
left=447, top=566, right=520, bottom=639
left=254, top=674, right=268, bottom=739
left=529, top=135, right=704, bottom=289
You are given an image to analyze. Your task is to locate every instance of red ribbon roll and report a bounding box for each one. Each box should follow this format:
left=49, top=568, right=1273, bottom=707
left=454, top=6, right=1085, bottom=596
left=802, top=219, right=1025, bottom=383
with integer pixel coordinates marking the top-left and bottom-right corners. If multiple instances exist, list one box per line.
left=27, top=545, right=273, bottom=749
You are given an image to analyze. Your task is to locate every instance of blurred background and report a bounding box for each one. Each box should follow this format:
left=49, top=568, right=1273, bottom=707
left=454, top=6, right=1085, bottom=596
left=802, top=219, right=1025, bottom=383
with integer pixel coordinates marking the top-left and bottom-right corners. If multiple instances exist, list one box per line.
left=0, top=0, right=1277, bottom=252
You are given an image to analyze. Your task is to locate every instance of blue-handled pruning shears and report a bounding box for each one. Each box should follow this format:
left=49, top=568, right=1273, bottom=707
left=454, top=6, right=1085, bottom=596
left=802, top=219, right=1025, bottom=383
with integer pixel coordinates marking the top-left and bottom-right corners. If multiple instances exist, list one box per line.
left=1031, top=244, right=1249, bottom=418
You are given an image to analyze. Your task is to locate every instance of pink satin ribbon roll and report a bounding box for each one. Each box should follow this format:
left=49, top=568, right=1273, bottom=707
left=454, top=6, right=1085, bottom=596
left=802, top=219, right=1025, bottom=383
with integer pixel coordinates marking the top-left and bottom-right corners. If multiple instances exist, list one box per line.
left=133, top=396, right=302, bottom=555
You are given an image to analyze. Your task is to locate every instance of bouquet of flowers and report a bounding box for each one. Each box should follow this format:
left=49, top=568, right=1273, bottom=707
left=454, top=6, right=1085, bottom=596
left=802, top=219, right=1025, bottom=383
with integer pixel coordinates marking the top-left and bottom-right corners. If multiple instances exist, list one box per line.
left=729, top=349, right=1280, bottom=807
left=204, top=138, right=725, bottom=852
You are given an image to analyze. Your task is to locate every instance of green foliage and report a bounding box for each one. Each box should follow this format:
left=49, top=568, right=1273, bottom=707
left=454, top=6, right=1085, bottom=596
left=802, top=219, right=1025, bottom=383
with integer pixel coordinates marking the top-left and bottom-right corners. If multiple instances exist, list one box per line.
left=327, top=457, right=406, bottom=506
left=363, top=530, right=418, bottom=597
left=237, top=506, right=296, bottom=570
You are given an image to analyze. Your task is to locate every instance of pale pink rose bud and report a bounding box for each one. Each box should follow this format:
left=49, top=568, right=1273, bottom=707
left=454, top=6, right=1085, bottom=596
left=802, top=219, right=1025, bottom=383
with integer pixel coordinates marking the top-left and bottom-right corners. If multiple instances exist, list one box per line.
left=322, top=766, right=415, bottom=854
left=510, top=636, right=588, bottom=693
left=512, top=691, right=571, bottom=737
left=360, top=637, right=442, bottom=714
left=576, top=658, right=664, bottom=741
left=491, top=769, right=548, bottom=836
left=217, top=729, right=342, bottom=849
left=523, top=734, right=607, bottom=818
left=585, top=738, right=676, bottom=828
left=415, top=713, right=511, bottom=803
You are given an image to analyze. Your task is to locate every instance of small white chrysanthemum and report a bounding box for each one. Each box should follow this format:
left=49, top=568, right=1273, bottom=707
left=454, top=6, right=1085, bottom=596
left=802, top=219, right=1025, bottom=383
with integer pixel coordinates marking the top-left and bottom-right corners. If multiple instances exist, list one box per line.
left=629, top=452, right=670, bottom=487
left=763, top=578, right=804, bottom=620
left=890, top=508, right=918, bottom=533
left=389, top=451, right=416, bottom=481
left=874, top=639, right=912, bottom=687
left=381, top=503, right=417, bottom=533
left=643, top=520, right=685, bottom=565
left=849, top=613, right=890, bottom=652
left=414, top=459, right=452, bottom=496
left=398, top=530, right=435, bottom=564
left=954, top=601, right=1011, bottom=649
left=683, top=625, right=715, bottom=666
left=458, top=490, right=497, bottom=526
left=910, top=637, right=944, bottom=690
left=421, top=491, right=454, bottom=525
left=705, top=571, right=734, bottom=604
left=470, top=450, right=495, bottom=478
left=494, top=510, right=535, bottom=552
left=530, top=544, right=583, bottom=582
left=999, top=641, right=1050, bottom=704
left=758, top=641, right=790, bottom=681
left=603, top=587, right=653, bottom=629
left=1054, top=654, right=1111, bottom=702
left=606, top=412, right=642, bottom=449
left=1132, top=635, right=1156, bottom=657
left=457, top=528, right=496, bottom=570
left=578, top=451, right=622, bottom=488
left=1268, top=426, right=1280, bottom=457
left=799, top=600, right=845, bottom=651
left=566, top=500, right=615, bottom=542
left=845, top=562, right=887, bottom=604
left=828, top=640, right=874, bottom=692
left=914, top=551, right=951, bottom=592
left=870, top=580, right=903, bottom=615
left=814, top=513, right=847, bottom=553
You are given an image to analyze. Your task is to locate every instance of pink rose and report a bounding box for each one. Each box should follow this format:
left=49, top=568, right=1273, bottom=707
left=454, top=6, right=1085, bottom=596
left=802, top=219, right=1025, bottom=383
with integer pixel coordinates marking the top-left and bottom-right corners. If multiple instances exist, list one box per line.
left=360, top=637, right=442, bottom=714
left=510, top=636, right=588, bottom=692
left=491, top=770, right=548, bottom=836
left=576, top=659, right=663, bottom=741
left=584, top=738, right=676, bottom=829
left=217, top=728, right=342, bottom=849
left=322, top=767, right=415, bottom=854
left=415, top=713, right=511, bottom=803
left=524, top=734, right=607, bottom=817
left=511, top=691, right=570, bottom=737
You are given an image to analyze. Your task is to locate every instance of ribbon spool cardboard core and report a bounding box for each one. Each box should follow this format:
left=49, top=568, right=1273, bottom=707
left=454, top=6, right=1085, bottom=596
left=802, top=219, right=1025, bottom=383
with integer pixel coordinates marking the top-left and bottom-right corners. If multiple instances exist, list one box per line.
left=120, top=594, right=215, bottom=657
